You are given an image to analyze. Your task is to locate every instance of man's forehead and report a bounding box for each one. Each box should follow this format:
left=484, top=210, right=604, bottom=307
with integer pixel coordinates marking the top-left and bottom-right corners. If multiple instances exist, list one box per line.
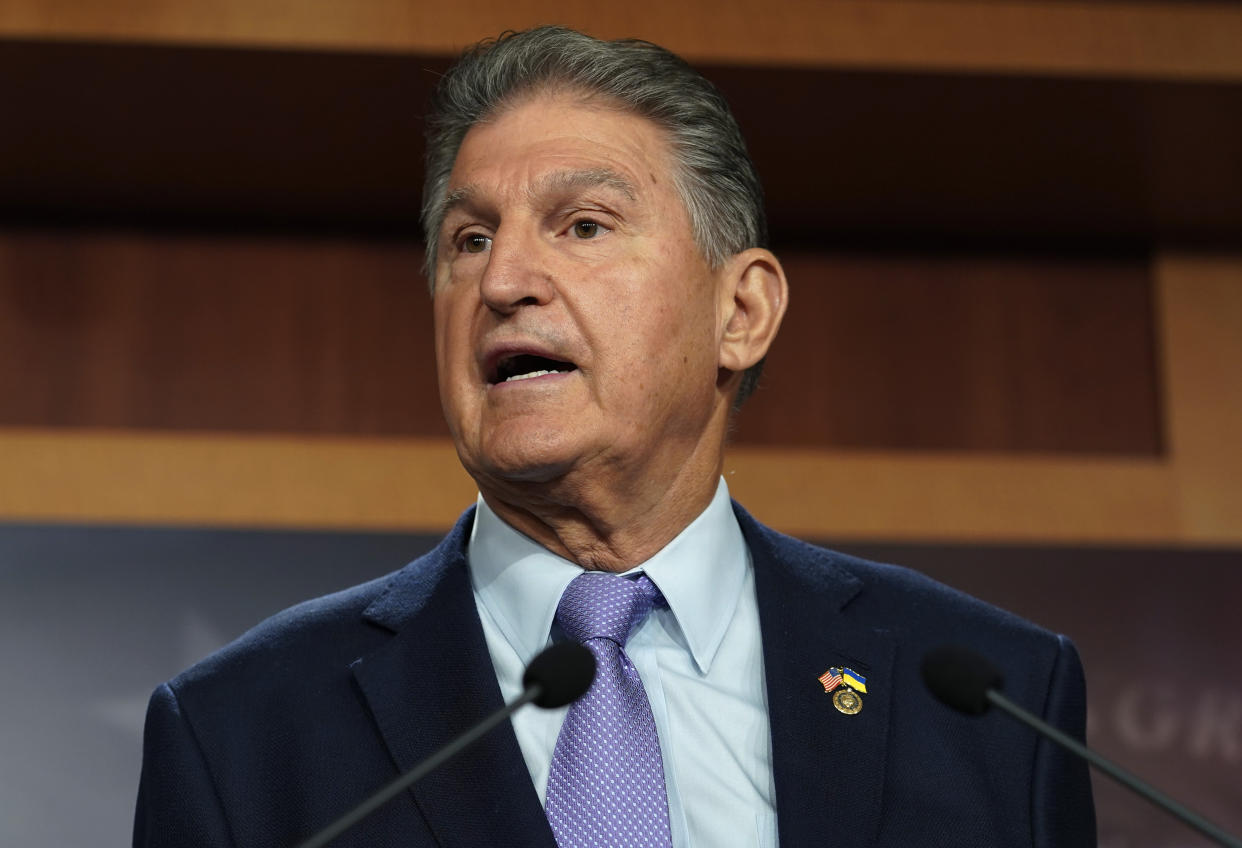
left=534, top=168, right=638, bottom=201
left=446, top=93, right=673, bottom=185
left=443, top=167, right=639, bottom=214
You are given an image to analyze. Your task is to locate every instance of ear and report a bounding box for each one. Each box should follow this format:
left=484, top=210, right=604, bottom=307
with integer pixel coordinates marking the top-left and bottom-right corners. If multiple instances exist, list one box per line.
left=717, top=248, right=789, bottom=373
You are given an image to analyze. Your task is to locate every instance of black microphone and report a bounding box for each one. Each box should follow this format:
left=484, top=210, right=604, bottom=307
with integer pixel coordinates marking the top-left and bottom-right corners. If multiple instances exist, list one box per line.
left=922, top=645, right=1242, bottom=848
left=294, top=641, right=595, bottom=848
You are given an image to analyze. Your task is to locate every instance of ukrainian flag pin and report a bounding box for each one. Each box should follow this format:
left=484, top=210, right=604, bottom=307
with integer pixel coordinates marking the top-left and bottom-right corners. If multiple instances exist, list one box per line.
left=818, top=666, right=867, bottom=715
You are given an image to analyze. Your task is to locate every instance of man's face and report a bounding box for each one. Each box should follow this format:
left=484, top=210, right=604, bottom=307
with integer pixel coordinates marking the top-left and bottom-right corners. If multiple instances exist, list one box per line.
left=432, top=93, right=729, bottom=493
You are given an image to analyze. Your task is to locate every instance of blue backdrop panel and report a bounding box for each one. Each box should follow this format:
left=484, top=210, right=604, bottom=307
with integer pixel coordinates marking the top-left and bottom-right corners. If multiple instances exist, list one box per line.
left=1, top=522, right=1237, bottom=847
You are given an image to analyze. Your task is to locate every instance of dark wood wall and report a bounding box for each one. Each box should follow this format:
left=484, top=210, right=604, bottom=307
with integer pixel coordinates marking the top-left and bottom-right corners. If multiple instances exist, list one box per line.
left=0, top=232, right=1161, bottom=455
left=2, top=0, right=1240, bottom=543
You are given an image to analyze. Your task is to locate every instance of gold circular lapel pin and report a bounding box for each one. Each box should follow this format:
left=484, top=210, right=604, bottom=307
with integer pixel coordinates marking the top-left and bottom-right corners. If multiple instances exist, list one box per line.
left=818, top=666, right=868, bottom=715
left=832, top=688, right=863, bottom=715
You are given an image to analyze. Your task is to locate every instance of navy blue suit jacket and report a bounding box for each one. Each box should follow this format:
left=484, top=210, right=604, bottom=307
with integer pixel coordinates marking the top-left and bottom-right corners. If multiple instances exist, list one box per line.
left=135, top=504, right=1095, bottom=847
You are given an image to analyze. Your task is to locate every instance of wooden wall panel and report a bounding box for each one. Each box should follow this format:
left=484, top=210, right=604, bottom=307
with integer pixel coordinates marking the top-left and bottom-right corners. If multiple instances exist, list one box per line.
left=731, top=252, right=1162, bottom=453
left=0, top=229, right=445, bottom=435
left=5, top=42, right=1241, bottom=245
left=0, top=1, right=1237, bottom=542
left=1, top=231, right=1161, bottom=455
left=1158, top=254, right=1242, bottom=542
left=0, top=429, right=1175, bottom=542
left=3, top=0, right=1242, bottom=82
left=0, top=41, right=429, bottom=231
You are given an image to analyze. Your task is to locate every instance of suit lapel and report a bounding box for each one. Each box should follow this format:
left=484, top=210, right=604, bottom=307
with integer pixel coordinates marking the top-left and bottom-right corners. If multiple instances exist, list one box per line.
left=739, top=505, right=896, bottom=848
left=351, top=510, right=558, bottom=848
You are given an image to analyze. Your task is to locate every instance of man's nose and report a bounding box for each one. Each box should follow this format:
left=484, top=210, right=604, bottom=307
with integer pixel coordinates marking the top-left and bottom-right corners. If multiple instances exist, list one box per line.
left=478, top=227, right=555, bottom=315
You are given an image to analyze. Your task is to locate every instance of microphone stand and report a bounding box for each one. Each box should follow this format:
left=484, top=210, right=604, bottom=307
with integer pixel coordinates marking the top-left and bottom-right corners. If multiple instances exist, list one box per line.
left=292, top=641, right=593, bottom=848
left=294, top=687, right=541, bottom=848
left=986, top=689, right=1242, bottom=848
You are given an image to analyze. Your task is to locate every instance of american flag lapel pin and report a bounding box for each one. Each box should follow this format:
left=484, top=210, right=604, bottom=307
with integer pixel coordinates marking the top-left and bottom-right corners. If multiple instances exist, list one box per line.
left=818, top=666, right=866, bottom=715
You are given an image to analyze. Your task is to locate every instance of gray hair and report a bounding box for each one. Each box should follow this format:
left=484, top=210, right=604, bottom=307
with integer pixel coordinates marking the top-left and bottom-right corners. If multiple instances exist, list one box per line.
left=421, top=26, right=770, bottom=406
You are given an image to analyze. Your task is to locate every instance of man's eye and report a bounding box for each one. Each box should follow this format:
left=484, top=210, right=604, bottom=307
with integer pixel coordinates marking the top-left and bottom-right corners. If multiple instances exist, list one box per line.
left=461, top=234, right=492, bottom=254
left=572, top=220, right=601, bottom=239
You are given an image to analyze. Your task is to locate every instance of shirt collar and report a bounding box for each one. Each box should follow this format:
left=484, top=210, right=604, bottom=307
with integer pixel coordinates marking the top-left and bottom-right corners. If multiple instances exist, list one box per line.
left=468, top=478, right=749, bottom=675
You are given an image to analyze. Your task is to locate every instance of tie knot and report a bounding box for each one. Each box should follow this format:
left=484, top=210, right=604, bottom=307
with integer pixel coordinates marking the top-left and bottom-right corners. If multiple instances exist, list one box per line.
left=555, top=573, right=664, bottom=647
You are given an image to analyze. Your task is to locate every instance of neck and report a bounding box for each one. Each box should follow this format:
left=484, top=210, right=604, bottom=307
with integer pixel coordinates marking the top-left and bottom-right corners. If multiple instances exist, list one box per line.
left=479, top=451, right=724, bottom=573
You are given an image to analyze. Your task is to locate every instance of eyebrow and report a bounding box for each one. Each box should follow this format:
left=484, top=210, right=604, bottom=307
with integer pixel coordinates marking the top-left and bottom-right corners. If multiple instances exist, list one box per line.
left=437, top=167, right=638, bottom=228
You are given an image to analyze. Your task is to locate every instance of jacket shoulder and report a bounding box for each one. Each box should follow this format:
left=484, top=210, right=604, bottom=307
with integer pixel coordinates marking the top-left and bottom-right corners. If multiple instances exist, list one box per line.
left=166, top=508, right=475, bottom=706
left=736, top=500, right=1066, bottom=650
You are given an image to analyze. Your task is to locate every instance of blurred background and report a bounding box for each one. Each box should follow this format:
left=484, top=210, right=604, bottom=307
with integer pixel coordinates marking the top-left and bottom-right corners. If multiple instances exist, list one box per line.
left=1, top=1, right=1239, bottom=845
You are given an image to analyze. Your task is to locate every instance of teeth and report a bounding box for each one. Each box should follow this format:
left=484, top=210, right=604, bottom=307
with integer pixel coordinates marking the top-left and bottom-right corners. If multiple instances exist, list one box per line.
left=504, top=369, right=555, bottom=383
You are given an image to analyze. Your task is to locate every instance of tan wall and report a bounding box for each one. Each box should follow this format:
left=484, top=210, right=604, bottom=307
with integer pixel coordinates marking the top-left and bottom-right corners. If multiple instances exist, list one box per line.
left=5, top=0, right=1242, bottom=80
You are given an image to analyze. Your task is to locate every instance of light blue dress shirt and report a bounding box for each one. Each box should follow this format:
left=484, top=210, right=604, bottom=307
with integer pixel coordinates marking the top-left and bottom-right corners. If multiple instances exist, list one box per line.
left=469, top=479, right=778, bottom=847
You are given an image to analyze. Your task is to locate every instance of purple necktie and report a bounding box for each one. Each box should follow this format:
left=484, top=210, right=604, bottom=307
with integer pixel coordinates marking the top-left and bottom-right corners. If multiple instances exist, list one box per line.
left=545, top=573, right=674, bottom=848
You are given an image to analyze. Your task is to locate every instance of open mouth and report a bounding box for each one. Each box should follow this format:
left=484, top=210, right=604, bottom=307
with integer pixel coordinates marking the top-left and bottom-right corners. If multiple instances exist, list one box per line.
left=490, top=354, right=578, bottom=385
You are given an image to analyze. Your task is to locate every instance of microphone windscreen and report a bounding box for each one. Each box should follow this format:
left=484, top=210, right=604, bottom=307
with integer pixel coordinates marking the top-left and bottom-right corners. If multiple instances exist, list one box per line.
left=921, top=645, right=1003, bottom=716
left=523, top=642, right=596, bottom=708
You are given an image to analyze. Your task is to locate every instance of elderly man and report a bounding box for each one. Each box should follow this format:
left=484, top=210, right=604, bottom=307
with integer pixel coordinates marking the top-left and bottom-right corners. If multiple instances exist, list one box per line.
left=135, top=26, right=1094, bottom=848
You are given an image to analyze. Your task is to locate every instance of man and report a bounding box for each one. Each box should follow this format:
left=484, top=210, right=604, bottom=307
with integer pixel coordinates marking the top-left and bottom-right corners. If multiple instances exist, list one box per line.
left=135, top=26, right=1095, bottom=847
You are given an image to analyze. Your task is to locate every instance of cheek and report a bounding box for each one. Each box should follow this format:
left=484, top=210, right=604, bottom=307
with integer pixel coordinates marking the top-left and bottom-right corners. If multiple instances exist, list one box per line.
left=654, top=275, right=719, bottom=357
left=432, top=298, right=470, bottom=398
left=623, top=297, right=717, bottom=400
left=431, top=310, right=451, bottom=380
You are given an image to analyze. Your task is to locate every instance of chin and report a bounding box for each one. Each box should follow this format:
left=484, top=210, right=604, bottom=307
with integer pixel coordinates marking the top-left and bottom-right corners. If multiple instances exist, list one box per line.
left=467, top=435, right=582, bottom=487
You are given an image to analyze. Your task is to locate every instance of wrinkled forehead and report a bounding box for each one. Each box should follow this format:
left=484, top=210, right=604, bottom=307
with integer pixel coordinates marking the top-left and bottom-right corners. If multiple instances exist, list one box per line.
left=442, top=166, right=639, bottom=218
left=440, top=89, right=683, bottom=216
